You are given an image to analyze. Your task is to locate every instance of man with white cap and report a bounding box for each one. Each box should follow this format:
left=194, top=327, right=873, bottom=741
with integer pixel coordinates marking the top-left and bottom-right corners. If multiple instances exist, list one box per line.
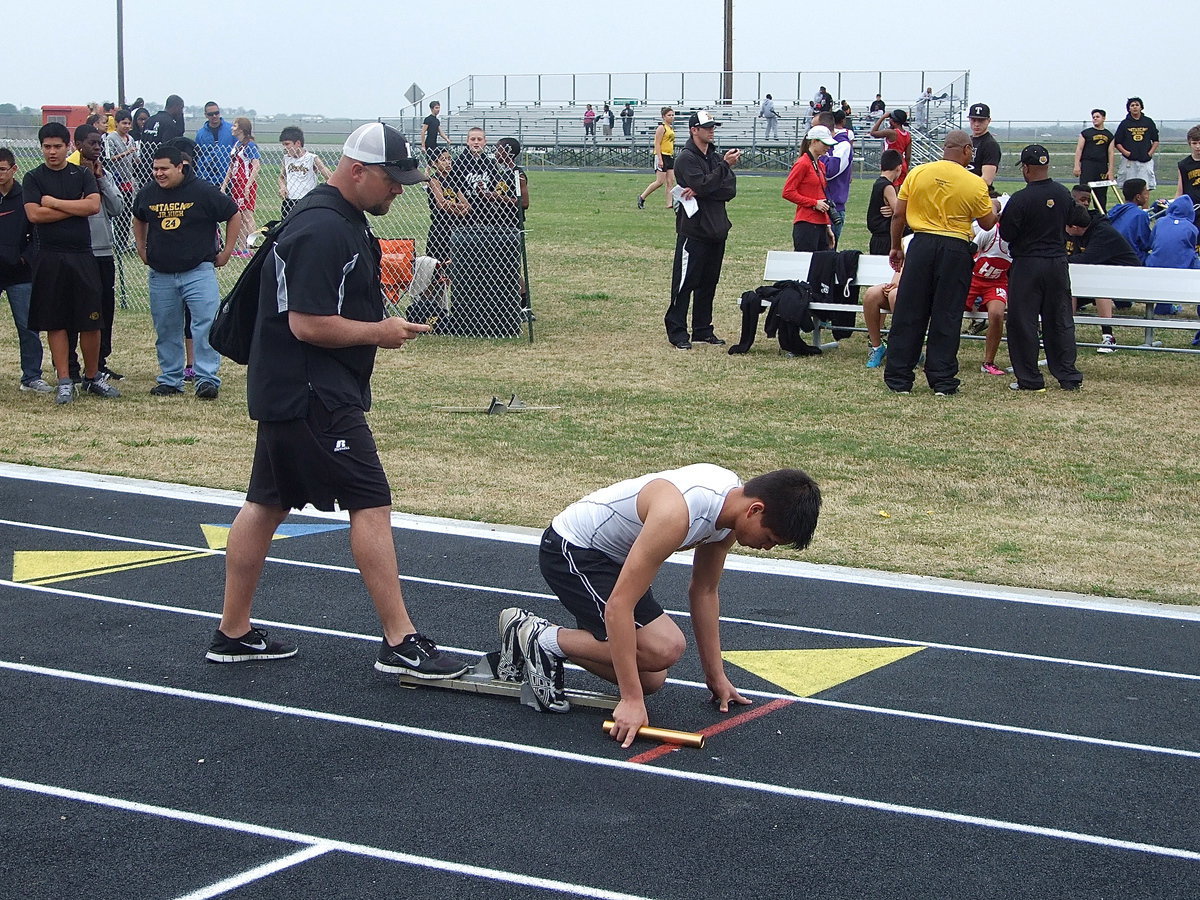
left=664, top=109, right=741, bottom=350
left=208, top=122, right=468, bottom=681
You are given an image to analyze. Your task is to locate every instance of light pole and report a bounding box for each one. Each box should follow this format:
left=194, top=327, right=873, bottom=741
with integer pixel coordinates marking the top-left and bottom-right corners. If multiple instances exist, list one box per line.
left=116, top=0, right=126, bottom=107
left=722, top=0, right=733, bottom=104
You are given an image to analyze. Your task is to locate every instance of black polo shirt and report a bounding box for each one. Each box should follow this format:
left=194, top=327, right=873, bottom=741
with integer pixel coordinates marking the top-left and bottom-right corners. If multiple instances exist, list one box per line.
left=247, top=185, right=382, bottom=421
left=22, top=163, right=99, bottom=253
left=133, top=171, right=238, bottom=272
left=1000, top=178, right=1074, bottom=258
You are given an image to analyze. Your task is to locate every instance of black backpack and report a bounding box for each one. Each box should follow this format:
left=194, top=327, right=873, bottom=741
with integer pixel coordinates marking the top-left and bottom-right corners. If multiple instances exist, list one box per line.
left=209, top=197, right=351, bottom=365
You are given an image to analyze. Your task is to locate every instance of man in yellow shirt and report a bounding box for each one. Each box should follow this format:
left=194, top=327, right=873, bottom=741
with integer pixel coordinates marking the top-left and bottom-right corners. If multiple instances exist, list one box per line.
left=884, top=131, right=996, bottom=395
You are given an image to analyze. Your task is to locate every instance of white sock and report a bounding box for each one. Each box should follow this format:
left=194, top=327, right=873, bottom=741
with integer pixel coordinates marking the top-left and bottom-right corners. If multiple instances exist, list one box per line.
left=538, top=625, right=565, bottom=659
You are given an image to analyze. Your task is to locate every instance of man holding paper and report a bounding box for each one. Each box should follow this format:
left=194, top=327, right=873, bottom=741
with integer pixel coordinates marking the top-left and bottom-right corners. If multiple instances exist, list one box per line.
left=664, top=110, right=742, bottom=350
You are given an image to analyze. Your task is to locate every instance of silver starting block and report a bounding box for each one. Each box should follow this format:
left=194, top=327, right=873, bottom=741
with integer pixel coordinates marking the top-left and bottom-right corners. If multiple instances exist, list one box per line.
left=396, top=651, right=619, bottom=711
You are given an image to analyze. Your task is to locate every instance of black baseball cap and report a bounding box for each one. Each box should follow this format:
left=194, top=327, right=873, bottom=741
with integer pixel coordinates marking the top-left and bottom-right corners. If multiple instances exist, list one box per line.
left=968, top=103, right=991, bottom=119
left=1018, top=144, right=1051, bottom=166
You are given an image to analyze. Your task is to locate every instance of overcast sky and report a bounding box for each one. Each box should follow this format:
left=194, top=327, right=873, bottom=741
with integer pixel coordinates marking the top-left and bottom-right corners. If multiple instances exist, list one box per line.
left=6, top=0, right=1194, bottom=124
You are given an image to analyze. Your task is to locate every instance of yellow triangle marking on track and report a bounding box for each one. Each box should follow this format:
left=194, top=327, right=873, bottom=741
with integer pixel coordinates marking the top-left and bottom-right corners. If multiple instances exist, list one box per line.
left=11, top=550, right=211, bottom=586
left=723, top=646, right=925, bottom=697
left=200, top=525, right=232, bottom=551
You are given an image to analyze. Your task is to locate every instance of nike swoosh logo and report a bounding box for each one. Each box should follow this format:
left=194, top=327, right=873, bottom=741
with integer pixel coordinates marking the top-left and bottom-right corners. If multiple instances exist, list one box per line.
left=395, top=652, right=422, bottom=666
left=239, top=640, right=267, bottom=650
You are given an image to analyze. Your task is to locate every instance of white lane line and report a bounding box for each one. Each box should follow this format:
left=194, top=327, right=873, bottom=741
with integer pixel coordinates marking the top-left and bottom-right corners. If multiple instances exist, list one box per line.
left=709, top=614, right=1200, bottom=683
left=3, top=666, right=1199, bottom=864
left=9, top=580, right=1200, bottom=760
left=3, top=568, right=1198, bottom=685
left=171, top=844, right=334, bottom=900
left=0, top=777, right=654, bottom=900
left=5, top=461, right=1199, bottom=621
left=3, top=583, right=1197, bottom=760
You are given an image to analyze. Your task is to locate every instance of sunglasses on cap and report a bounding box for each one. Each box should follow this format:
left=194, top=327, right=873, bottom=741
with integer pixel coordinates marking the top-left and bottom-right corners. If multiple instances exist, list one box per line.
left=364, top=158, right=420, bottom=172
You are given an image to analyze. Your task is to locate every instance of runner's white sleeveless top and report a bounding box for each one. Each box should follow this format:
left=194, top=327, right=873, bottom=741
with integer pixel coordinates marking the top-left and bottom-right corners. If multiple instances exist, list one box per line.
left=552, top=464, right=740, bottom=562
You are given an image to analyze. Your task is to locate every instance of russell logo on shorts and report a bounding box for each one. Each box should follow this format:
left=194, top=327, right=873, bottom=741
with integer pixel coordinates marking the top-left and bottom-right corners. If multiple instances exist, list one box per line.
left=333, top=439, right=350, bottom=453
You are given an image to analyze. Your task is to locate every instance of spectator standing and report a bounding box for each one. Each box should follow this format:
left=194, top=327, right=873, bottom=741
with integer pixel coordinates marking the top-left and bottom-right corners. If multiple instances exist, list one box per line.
left=966, top=103, right=1001, bottom=187
left=882, top=131, right=995, bottom=396
left=759, top=94, right=780, bottom=141
left=68, top=126, right=124, bottom=382
left=22, top=122, right=118, bottom=405
left=602, top=104, right=615, bottom=139
left=1175, top=124, right=1200, bottom=218
left=1000, top=145, right=1083, bottom=392
left=425, top=148, right=470, bottom=260
left=823, top=111, right=855, bottom=246
left=132, top=144, right=240, bottom=400
left=1114, top=98, right=1160, bottom=190
left=420, top=100, right=451, bottom=161
left=0, top=148, right=51, bottom=393
left=783, top=125, right=834, bottom=252
left=220, top=118, right=261, bottom=257
left=141, top=95, right=185, bottom=150
left=867, top=149, right=904, bottom=256
left=870, top=109, right=912, bottom=185
left=278, top=126, right=332, bottom=219
left=637, top=108, right=676, bottom=210
left=103, top=109, right=139, bottom=247
left=583, top=104, right=597, bottom=142
left=208, top=121, right=468, bottom=681
left=620, top=102, right=634, bottom=139
left=448, top=126, right=501, bottom=224
left=664, top=110, right=741, bottom=350
left=194, top=101, right=236, bottom=186
left=1073, top=109, right=1115, bottom=211
left=914, top=88, right=934, bottom=128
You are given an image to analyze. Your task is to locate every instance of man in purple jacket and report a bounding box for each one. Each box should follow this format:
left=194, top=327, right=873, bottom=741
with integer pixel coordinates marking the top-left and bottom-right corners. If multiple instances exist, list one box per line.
left=822, top=110, right=854, bottom=247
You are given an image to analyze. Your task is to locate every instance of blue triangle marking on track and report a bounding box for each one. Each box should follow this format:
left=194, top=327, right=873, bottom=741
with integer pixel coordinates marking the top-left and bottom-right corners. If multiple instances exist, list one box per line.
left=271, top=524, right=351, bottom=538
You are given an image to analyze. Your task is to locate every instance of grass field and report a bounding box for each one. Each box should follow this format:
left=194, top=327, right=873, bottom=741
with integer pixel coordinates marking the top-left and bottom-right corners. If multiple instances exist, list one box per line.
left=3, top=167, right=1198, bottom=605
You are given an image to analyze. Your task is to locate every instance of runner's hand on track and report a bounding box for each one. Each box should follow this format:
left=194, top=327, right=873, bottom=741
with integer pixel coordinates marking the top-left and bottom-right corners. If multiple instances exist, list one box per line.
left=707, top=675, right=752, bottom=713
left=610, top=698, right=649, bottom=748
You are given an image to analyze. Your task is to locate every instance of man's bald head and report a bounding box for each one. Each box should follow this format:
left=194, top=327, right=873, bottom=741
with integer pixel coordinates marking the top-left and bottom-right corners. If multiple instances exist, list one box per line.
left=942, top=130, right=973, bottom=167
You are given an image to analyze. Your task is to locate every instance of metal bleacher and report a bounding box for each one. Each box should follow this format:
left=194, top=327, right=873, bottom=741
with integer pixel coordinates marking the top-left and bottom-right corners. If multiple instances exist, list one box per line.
left=388, top=69, right=970, bottom=173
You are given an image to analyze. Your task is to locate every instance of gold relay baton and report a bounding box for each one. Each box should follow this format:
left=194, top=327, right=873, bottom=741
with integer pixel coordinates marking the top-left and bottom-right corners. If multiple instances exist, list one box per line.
left=602, top=720, right=706, bottom=749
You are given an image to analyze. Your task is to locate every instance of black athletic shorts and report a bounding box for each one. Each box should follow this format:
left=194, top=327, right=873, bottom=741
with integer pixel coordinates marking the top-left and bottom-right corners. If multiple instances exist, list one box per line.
left=538, top=526, right=665, bottom=640
left=247, top=397, right=392, bottom=512
left=660, top=153, right=674, bottom=172
left=28, top=250, right=103, bottom=332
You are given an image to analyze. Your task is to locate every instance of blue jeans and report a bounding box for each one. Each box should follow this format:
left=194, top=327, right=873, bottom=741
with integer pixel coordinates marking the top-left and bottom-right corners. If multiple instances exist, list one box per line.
left=148, top=263, right=221, bottom=389
left=4, top=281, right=44, bottom=384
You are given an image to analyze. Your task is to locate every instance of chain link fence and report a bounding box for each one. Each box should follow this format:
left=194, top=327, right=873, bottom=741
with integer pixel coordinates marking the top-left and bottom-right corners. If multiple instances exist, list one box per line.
left=2, top=134, right=533, bottom=341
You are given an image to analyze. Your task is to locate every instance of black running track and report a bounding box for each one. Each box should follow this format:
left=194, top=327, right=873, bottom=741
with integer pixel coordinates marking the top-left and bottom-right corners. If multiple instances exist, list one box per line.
left=1, top=463, right=1198, bottom=900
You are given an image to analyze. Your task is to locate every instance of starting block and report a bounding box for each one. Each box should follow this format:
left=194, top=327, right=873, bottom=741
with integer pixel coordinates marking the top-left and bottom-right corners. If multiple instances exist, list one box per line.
left=434, top=394, right=561, bottom=414
left=396, top=651, right=619, bottom=711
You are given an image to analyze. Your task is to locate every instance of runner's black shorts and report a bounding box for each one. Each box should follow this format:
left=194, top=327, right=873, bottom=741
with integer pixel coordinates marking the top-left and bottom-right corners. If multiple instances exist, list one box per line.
left=28, top=250, right=103, bottom=332
left=247, top=398, right=392, bottom=512
left=538, top=526, right=665, bottom=640
left=659, top=153, right=674, bottom=172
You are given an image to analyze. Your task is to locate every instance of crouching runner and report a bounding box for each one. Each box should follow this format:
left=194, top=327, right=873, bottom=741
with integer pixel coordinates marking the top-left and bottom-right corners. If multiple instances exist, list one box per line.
left=498, top=465, right=821, bottom=747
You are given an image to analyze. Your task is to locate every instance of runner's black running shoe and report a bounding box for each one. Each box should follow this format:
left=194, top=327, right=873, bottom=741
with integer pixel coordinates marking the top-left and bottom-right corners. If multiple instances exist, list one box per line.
left=374, top=633, right=468, bottom=680
left=206, top=627, right=298, bottom=663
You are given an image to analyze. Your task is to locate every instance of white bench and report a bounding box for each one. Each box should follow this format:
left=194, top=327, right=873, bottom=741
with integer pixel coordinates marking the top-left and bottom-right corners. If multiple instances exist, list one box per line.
left=761, top=251, right=1200, bottom=354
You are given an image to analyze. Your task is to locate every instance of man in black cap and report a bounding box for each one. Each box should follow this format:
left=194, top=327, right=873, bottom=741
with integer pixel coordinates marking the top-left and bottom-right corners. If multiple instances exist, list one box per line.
left=967, top=103, right=1001, bottom=186
left=664, top=109, right=742, bottom=349
left=208, top=121, right=468, bottom=680
left=1000, top=145, right=1083, bottom=392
